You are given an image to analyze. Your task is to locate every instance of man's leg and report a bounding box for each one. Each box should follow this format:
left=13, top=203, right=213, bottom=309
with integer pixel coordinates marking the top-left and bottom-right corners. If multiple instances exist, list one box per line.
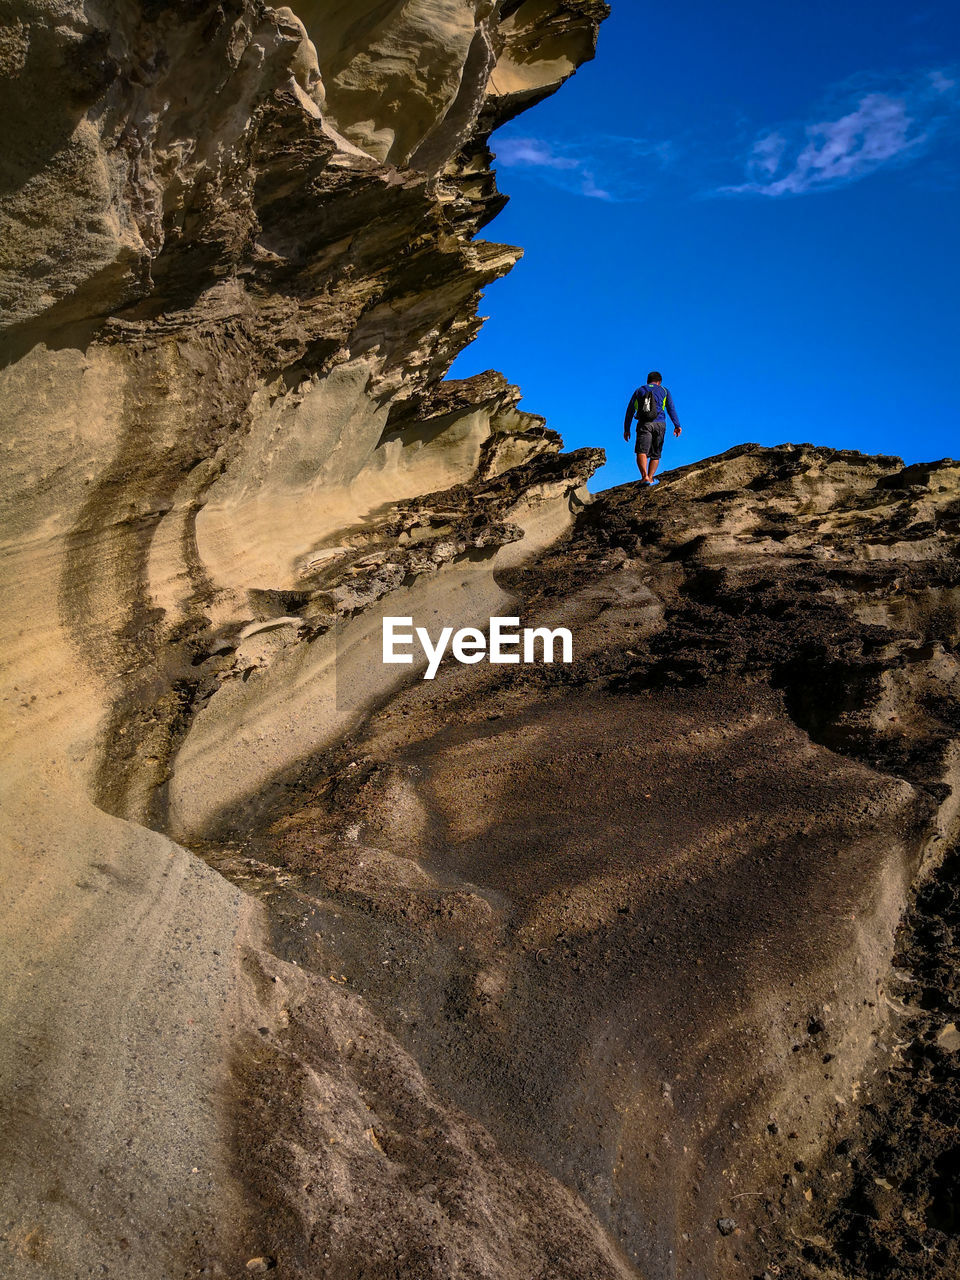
left=646, top=425, right=665, bottom=483
left=635, top=430, right=652, bottom=481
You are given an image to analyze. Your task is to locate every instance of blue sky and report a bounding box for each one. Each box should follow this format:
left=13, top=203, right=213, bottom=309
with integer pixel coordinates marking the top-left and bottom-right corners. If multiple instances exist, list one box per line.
left=450, top=0, right=960, bottom=490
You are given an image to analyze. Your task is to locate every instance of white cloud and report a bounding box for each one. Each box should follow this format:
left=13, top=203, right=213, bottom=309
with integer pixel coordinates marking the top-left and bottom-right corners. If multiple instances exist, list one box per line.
left=722, top=69, right=960, bottom=197
left=580, top=173, right=612, bottom=201
left=495, top=138, right=579, bottom=171
left=493, top=133, right=671, bottom=202
left=750, top=132, right=788, bottom=176
left=492, top=68, right=960, bottom=205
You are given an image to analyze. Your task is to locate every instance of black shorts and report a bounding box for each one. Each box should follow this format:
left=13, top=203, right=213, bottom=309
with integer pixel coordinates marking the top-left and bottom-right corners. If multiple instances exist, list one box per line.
left=636, top=421, right=666, bottom=460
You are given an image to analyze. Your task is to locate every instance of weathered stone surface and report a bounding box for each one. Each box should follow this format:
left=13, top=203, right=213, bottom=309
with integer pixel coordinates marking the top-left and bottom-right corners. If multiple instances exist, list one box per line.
left=0, top=2, right=608, bottom=1276
left=217, top=444, right=958, bottom=1279
left=1, top=2, right=958, bottom=1279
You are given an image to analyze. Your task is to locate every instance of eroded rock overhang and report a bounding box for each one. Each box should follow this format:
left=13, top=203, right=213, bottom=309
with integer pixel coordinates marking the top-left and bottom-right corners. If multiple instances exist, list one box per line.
left=0, top=3, right=609, bottom=1277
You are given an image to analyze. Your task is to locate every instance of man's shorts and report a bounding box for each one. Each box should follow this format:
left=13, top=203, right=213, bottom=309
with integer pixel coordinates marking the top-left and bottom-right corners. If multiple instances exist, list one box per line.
left=635, top=421, right=666, bottom=460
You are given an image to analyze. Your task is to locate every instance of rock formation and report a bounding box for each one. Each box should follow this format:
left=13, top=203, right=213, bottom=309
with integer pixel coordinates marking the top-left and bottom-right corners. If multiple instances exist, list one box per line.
left=0, top=4, right=957, bottom=1280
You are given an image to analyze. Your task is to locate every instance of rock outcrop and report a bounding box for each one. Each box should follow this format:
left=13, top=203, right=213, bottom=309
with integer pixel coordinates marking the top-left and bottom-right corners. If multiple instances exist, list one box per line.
left=0, top=3, right=609, bottom=1277
left=1, top=4, right=958, bottom=1280
left=211, top=444, right=959, bottom=1280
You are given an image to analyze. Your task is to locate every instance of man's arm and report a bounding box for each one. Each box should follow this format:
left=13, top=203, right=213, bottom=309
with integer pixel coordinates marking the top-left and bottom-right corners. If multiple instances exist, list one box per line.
left=665, top=388, right=682, bottom=434
left=623, top=390, right=638, bottom=441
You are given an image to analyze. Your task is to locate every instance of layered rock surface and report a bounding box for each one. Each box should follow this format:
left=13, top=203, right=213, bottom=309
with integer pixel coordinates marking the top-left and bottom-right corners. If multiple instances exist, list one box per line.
left=1, top=3, right=958, bottom=1280
left=211, top=445, right=959, bottom=1280
left=0, top=2, right=607, bottom=1276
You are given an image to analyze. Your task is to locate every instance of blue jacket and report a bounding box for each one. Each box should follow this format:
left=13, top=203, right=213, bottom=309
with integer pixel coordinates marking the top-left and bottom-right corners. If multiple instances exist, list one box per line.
left=624, top=384, right=681, bottom=437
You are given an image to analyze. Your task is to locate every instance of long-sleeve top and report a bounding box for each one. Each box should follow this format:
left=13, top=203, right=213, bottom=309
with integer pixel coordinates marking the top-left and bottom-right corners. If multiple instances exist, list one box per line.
left=624, top=384, right=681, bottom=438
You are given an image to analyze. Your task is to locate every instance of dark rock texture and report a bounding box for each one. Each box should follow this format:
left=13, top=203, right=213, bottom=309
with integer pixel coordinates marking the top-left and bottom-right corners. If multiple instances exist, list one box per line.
left=205, top=444, right=960, bottom=1279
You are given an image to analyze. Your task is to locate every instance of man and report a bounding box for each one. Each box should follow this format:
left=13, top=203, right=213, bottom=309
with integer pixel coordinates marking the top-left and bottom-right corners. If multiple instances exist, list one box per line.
left=623, top=371, right=682, bottom=486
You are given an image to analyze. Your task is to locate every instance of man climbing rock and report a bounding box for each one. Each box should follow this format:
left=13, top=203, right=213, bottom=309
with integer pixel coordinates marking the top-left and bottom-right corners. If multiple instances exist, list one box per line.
left=623, top=371, right=682, bottom=485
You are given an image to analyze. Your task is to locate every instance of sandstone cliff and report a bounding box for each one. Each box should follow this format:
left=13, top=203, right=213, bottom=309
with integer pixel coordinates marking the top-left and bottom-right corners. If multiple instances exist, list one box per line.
left=1, top=4, right=958, bottom=1280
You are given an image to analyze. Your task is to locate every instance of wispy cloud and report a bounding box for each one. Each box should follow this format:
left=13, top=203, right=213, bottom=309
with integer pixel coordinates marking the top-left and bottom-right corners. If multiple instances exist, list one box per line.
left=492, top=68, right=960, bottom=204
left=750, top=132, right=788, bottom=177
left=494, top=138, right=580, bottom=172
left=493, top=134, right=674, bottom=203
left=721, top=69, right=960, bottom=197
left=929, top=70, right=957, bottom=95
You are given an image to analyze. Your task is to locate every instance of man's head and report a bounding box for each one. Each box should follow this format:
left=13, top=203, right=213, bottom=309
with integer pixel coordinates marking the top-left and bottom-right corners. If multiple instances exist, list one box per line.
left=647, top=371, right=662, bottom=384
